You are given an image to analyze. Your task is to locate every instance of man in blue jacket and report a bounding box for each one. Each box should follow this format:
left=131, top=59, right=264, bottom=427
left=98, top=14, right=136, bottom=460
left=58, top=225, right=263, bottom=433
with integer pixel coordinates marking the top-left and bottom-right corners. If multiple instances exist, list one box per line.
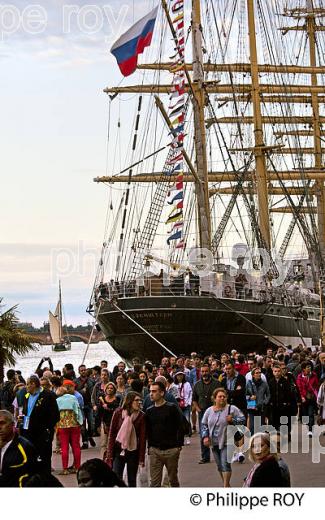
left=21, top=375, right=60, bottom=474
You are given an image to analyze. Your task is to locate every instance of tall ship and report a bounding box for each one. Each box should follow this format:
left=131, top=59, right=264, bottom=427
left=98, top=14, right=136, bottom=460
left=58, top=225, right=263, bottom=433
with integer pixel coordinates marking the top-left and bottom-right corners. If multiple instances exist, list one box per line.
left=49, top=282, right=71, bottom=352
left=88, top=0, right=325, bottom=364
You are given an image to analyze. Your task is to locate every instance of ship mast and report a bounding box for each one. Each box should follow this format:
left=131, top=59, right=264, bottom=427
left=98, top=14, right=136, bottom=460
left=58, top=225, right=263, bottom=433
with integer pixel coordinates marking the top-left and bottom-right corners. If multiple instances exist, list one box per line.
left=58, top=280, right=62, bottom=342
left=306, top=0, right=325, bottom=262
left=246, top=0, right=271, bottom=250
left=191, top=0, right=211, bottom=250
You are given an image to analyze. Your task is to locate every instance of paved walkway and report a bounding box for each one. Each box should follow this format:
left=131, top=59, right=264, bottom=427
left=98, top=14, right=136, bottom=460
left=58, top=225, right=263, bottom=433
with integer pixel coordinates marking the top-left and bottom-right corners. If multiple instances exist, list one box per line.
left=53, top=424, right=325, bottom=487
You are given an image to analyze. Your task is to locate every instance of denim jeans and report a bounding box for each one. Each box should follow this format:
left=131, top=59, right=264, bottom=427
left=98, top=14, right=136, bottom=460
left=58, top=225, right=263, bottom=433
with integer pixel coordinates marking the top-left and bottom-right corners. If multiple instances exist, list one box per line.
left=198, top=410, right=210, bottom=462
left=212, top=445, right=231, bottom=473
left=181, top=406, right=192, bottom=436
left=301, top=399, right=317, bottom=431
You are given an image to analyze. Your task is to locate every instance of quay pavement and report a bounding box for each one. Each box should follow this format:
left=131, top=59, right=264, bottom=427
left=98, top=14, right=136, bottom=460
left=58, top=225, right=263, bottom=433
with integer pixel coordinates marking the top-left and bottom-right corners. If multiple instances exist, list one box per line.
left=54, top=424, right=325, bottom=487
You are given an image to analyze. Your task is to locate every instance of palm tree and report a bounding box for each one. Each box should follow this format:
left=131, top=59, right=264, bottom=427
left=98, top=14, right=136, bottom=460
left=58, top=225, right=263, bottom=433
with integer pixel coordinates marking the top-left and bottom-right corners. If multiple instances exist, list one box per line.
left=0, top=298, right=37, bottom=384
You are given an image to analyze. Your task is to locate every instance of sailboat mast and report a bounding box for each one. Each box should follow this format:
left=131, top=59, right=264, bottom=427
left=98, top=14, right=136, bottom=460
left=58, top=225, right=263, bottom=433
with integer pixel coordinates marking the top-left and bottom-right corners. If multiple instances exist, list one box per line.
left=191, top=0, right=211, bottom=250
left=59, top=280, right=62, bottom=341
left=306, top=0, right=325, bottom=262
left=246, top=0, right=271, bottom=250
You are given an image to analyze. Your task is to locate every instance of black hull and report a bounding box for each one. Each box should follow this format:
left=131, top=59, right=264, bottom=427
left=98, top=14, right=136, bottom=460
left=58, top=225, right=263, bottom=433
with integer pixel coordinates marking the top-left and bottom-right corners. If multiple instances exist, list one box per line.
left=96, top=296, right=320, bottom=364
left=52, top=342, right=71, bottom=352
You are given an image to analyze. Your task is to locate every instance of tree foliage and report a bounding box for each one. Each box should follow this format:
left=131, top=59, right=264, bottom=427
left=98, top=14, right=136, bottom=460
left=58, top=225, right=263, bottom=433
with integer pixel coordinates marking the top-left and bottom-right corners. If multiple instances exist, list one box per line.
left=0, top=298, right=38, bottom=383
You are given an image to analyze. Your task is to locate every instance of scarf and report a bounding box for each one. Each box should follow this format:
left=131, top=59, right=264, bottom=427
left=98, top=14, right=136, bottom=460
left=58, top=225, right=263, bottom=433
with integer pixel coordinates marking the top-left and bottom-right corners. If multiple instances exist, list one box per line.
left=243, top=463, right=259, bottom=487
left=254, top=378, right=263, bottom=387
left=116, top=410, right=139, bottom=454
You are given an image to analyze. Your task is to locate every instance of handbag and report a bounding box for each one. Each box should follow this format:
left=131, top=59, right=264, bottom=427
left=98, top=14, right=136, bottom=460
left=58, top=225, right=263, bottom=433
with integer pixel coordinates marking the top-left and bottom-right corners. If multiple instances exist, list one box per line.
left=247, top=398, right=257, bottom=410
left=179, top=398, right=186, bottom=409
left=246, top=381, right=257, bottom=410
left=316, top=407, right=324, bottom=426
left=228, top=405, right=245, bottom=444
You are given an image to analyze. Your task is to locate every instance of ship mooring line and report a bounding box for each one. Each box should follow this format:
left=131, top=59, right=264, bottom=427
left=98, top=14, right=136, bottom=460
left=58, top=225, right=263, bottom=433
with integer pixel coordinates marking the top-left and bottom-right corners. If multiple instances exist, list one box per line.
left=112, top=301, right=177, bottom=358
left=212, top=296, right=286, bottom=347
left=81, top=301, right=103, bottom=365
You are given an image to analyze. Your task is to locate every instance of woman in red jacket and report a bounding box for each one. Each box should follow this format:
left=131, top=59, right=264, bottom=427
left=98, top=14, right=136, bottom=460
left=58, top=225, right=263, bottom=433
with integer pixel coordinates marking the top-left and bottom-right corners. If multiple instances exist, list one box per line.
left=296, top=361, right=319, bottom=436
left=105, top=392, right=146, bottom=487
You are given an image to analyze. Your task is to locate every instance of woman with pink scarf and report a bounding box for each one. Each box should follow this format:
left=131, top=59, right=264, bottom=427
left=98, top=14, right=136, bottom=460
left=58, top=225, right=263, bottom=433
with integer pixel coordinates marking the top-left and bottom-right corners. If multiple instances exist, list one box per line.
left=105, top=392, right=146, bottom=487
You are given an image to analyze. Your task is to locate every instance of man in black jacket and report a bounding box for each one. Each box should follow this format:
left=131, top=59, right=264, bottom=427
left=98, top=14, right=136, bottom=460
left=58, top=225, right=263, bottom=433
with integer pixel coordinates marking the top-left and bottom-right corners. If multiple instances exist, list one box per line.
left=0, top=410, right=37, bottom=487
left=145, top=381, right=184, bottom=487
left=21, top=375, right=60, bottom=474
left=0, top=370, right=16, bottom=413
left=75, top=364, right=96, bottom=449
left=268, top=365, right=293, bottom=432
left=192, top=364, right=219, bottom=464
left=220, top=361, right=247, bottom=413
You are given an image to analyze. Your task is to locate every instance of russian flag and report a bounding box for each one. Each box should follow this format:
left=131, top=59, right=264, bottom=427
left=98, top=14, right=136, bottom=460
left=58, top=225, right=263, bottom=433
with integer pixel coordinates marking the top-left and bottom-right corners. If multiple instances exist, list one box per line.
left=110, top=6, right=158, bottom=77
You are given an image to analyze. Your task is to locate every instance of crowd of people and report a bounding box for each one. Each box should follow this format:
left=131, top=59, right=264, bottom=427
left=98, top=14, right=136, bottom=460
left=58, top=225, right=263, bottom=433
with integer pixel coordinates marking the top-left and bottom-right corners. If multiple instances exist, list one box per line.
left=0, top=343, right=324, bottom=488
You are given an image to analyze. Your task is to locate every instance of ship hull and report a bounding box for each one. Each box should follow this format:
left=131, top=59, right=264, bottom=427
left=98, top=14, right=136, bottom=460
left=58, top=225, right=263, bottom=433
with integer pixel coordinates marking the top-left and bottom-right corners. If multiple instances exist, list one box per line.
left=96, top=296, right=320, bottom=363
left=51, top=341, right=71, bottom=352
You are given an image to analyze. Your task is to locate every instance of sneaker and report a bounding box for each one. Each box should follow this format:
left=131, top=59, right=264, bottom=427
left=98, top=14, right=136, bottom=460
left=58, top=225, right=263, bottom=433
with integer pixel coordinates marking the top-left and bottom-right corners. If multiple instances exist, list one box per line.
left=231, top=452, right=238, bottom=463
left=58, top=469, right=69, bottom=476
left=198, top=459, right=210, bottom=464
left=185, top=438, right=191, bottom=445
left=308, top=431, right=313, bottom=438
left=238, top=453, right=245, bottom=464
left=81, top=443, right=88, bottom=449
left=89, top=437, right=96, bottom=447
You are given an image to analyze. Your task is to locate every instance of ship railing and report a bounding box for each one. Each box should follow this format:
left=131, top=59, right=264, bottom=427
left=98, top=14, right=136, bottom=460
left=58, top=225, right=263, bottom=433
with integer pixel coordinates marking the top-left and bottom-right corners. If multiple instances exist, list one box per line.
left=94, top=279, right=320, bottom=307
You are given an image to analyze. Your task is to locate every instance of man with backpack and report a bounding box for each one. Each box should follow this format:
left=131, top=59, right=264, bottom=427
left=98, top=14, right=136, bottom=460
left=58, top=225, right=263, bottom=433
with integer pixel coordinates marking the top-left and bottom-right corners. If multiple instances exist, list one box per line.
left=0, top=370, right=17, bottom=414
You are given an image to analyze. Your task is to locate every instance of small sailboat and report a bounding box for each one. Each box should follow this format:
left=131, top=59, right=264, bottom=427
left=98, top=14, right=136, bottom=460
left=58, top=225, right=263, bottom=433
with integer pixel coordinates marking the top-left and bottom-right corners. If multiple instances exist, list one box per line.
left=49, top=282, right=71, bottom=352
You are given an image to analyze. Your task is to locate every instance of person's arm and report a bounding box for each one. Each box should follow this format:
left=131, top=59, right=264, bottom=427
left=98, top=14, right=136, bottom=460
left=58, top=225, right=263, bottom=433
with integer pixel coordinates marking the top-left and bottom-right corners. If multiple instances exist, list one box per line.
left=47, top=393, right=60, bottom=429
left=201, top=408, right=210, bottom=446
left=233, top=375, right=246, bottom=399
left=192, top=383, right=201, bottom=412
left=106, top=409, right=120, bottom=465
left=264, top=381, right=271, bottom=405
left=173, top=404, right=185, bottom=446
left=295, top=375, right=305, bottom=401
left=138, top=415, right=146, bottom=466
left=91, top=383, right=97, bottom=408
left=35, top=358, right=45, bottom=372
left=230, top=406, right=246, bottom=425
left=246, top=380, right=253, bottom=398
left=186, top=383, right=193, bottom=406
left=73, top=398, right=83, bottom=425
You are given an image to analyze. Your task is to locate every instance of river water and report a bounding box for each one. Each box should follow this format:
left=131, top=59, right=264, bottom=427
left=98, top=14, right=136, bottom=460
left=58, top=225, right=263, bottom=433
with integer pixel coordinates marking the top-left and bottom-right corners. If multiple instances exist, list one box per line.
left=5, top=341, right=123, bottom=380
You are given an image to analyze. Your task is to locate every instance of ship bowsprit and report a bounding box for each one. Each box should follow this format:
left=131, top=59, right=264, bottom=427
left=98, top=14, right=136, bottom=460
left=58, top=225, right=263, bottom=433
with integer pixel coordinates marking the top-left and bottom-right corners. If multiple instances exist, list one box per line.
left=95, top=296, right=320, bottom=364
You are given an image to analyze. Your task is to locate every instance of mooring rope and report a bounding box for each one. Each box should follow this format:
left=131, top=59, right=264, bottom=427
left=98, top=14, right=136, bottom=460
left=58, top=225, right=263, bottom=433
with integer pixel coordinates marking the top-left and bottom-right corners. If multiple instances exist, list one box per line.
left=112, top=301, right=177, bottom=357
left=81, top=301, right=103, bottom=365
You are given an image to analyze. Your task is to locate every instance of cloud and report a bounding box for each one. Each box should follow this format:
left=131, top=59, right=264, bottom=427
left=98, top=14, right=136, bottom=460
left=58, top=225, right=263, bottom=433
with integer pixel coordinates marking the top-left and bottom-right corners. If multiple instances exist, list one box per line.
left=0, top=241, right=100, bottom=324
left=0, top=0, right=155, bottom=65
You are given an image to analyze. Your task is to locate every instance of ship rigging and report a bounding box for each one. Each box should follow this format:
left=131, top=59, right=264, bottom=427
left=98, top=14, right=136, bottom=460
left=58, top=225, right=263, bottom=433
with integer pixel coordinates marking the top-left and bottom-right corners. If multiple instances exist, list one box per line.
left=88, top=0, right=325, bottom=363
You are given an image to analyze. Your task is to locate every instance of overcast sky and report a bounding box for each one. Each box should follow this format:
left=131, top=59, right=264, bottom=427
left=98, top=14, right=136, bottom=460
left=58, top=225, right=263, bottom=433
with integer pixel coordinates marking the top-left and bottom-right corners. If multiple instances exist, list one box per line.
left=0, top=0, right=157, bottom=325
